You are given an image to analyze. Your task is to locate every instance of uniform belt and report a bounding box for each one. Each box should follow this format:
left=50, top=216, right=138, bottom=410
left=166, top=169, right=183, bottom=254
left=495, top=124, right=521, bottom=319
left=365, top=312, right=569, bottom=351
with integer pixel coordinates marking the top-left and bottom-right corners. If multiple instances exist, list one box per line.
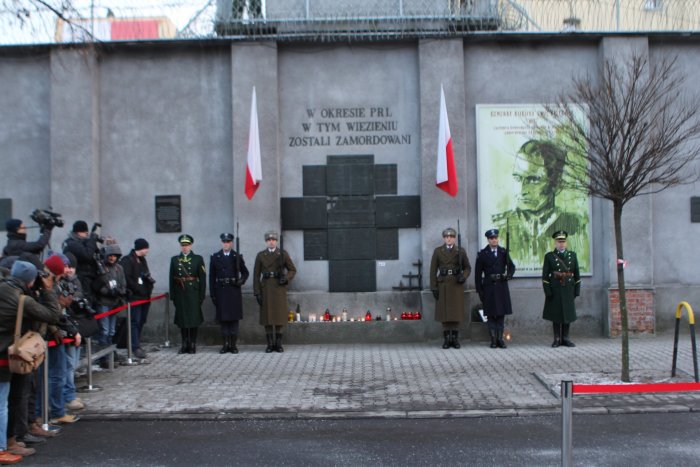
left=439, top=269, right=459, bottom=276
left=216, top=277, right=238, bottom=285
left=175, top=276, right=198, bottom=282
left=489, top=273, right=507, bottom=281
left=262, top=272, right=279, bottom=278
left=552, top=272, right=573, bottom=278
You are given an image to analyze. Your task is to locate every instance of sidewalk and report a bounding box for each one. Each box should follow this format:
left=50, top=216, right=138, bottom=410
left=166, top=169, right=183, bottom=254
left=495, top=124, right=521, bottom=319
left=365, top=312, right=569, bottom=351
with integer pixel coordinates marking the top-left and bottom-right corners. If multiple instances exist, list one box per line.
left=75, top=335, right=700, bottom=420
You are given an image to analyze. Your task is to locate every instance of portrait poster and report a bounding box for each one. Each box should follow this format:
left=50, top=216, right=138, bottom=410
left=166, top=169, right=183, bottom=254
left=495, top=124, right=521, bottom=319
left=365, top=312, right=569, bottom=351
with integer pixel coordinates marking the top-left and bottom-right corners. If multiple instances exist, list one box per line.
left=476, top=104, right=592, bottom=276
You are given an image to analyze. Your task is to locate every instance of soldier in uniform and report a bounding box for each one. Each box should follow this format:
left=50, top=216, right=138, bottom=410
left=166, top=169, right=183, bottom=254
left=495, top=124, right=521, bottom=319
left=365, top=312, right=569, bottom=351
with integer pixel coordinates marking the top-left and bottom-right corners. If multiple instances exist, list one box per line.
left=169, top=234, right=206, bottom=354
left=542, top=230, right=580, bottom=347
left=475, top=229, right=515, bottom=349
left=253, top=231, right=296, bottom=353
left=430, top=227, right=471, bottom=349
left=209, top=232, right=249, bottom=354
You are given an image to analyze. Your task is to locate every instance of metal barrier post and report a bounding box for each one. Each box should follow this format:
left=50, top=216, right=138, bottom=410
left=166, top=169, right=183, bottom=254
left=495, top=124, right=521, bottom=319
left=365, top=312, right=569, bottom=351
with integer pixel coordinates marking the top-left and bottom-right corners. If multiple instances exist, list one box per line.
left=561, top=380, right=573, bottom=467
left=672, top=301, right=699, bottom=382
left=41, top=357, right=49, bottom=430
left=121, top=303, right=139, bottom=366
left=77, top=338, right=102, bottom=392
left=163, top=293, right=171, bottom=348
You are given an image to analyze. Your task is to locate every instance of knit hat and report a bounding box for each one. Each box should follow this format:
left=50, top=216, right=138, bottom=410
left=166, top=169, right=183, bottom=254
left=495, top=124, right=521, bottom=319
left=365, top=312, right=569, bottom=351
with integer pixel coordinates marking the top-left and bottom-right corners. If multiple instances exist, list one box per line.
left=11, top=261, right=38, bottom=285
left=44, top=255, right=66, bottom=276
left=5, top=218, right=22, bottom=233
left=72, top=220, right=89, bottom=233
left=64, top=252, right=77, bottom=268
left=134, top=238, right=149, bottom=251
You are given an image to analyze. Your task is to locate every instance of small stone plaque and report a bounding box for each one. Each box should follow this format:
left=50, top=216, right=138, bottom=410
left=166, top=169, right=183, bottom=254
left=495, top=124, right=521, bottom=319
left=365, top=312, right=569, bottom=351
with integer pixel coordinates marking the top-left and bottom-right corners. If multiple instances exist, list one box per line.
left=692, top=197, right=700, bottom=223
left=155, top=195, right=181, bottom=233
left=329, top=260, right=376, bottom=292
left=0, top=199, right=11, bottom=231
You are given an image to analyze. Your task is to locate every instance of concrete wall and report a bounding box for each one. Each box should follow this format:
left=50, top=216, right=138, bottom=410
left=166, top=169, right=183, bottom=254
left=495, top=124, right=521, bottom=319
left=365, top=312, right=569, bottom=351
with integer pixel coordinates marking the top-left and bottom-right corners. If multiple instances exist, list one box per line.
left=2, top=34, right=699, bottom=345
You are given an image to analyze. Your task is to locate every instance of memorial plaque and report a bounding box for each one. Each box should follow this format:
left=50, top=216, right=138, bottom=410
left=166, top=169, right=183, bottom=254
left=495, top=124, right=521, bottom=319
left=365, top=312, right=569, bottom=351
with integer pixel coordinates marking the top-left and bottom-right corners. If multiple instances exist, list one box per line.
left=327, top=163, right=374, bottom=196
left=281, top=197, right=327, bottom=230
left=304, top=230, right=328, bottom=260
left=0, top=199, right=11, bottom=231
left=328, top=155, right=374, bottom=165
left=329, top=260, right=376, bottom=292
left=692, top=197, right=700, bottom=223
left=155, top=195, right=181, bottom=233
left=303, top=166, right=326, bottom=196
left=327, top=197, right=374, bottom=228
left=376, top=229, right=398, bottom=260
left=375, top=196, right=421, bottom=228
left=374, top=164, right=397, bottom=195
left=328, top=228, right=376, bottom=260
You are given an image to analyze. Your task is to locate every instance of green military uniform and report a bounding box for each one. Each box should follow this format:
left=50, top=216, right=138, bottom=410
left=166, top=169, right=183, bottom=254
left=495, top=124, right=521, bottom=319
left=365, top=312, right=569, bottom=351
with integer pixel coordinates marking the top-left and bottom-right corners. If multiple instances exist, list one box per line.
left=542, top=230, right=580, bottom=347
left=169, top=234, right=206, bottom=353
left=429, top=227, right=471, bottom=349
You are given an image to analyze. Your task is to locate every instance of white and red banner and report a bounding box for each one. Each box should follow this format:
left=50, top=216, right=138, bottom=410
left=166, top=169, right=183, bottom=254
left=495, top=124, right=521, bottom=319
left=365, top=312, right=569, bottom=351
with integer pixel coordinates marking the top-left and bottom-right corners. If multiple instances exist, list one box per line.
left=245, top=87, right=262, bottom=200
left=436, top=85, right=458, bottom=196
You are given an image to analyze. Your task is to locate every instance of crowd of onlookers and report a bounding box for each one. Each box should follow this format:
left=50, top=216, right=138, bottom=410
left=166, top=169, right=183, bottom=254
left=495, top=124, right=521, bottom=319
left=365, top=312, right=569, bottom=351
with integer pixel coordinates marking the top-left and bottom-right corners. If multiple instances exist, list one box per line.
left=0, top=217, right=153, bottom=464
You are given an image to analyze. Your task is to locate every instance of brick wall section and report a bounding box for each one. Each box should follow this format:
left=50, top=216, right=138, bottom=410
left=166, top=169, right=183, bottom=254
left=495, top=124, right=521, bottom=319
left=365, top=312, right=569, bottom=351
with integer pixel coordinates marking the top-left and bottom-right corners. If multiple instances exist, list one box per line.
left=608, top=289, right=655, bottom=336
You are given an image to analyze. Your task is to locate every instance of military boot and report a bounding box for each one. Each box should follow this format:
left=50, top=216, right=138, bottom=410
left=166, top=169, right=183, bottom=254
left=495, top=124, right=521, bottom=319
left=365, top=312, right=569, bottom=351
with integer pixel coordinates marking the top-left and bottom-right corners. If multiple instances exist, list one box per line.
left=497, top=329, right=507, bottom=349
left=229, top=335, right=239, bottom=354
left=275, top=334, right=284, bottom=353
left=552, top=323, right=561, bottom=348
left=265, top=333, right=274, bottom=353
left=561, top=324, right=576, bottom=347
left=189, top=328, right=197, bottom=354
left=451, top=330, right=461, bottom=349
left=442, top=331, right=450, bottom=349
left=219, top=336, right=230, bottom=354
left=489, top=329, right=498, bottom=349
left=178, top=329, right=188, bottom=354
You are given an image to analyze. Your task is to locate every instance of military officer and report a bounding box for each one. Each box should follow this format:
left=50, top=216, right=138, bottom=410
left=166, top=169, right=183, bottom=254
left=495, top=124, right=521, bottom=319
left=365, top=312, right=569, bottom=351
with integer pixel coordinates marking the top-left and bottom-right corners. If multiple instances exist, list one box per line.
left=169, top=234, right=206, bottom=354
left=210, top=232, right=249, bottom=354
left=430, top=227, right=471, bottom=349
left=475, top=229, right=515, bottom=349
left=253, top=231, right=296, bottom=353
left=542, top=230, right=580, bottom=347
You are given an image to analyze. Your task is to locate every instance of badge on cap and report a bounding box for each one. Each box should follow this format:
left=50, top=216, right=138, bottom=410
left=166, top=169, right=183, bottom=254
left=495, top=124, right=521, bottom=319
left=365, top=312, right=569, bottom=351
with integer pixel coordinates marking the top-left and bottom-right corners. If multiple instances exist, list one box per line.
left=552, top=230, right=568, bottom=240
left=264, top=231, right=278, bottom=241
left=485, top=229, right=499, bottom=238
left=220, top=233, right=234, bottom=242
left=442, top=228, right=456, bottom=237
left=178, top=234, right=194, bottom=245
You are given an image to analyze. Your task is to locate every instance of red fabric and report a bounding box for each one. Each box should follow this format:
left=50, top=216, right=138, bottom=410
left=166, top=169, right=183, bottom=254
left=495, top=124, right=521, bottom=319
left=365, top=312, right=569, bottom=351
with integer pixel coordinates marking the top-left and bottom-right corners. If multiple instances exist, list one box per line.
left=573, top=382, right=700, bottom=394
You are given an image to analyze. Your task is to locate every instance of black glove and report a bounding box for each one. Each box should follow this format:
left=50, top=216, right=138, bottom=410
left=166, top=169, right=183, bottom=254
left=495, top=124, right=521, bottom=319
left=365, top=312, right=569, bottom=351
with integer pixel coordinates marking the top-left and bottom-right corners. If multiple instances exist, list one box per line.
left=478, top=293, right=484, bottom=304
left=255, top=294, right=263, bottom=306
left=278, top=276, right=288, bottom=285
left=457, top=274, right=466, bottom=284
left=432, top=289, right=439, bottom=300
left=211, top=297, right=217, bottom=306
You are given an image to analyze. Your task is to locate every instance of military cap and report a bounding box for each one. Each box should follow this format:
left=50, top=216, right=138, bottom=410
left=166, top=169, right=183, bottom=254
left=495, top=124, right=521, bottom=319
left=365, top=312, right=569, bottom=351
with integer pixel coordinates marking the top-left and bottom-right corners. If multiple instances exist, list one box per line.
left=552, top=230, right=568, bottom=240
left=485, top=228, right=499, bottom=238
left=220, top=232, right=234, bottom=242
left=264, top=231, right=279, bottom=241
left=178, top=234, right=194, bottom=245
left=442, top=228, right=457, bottom=237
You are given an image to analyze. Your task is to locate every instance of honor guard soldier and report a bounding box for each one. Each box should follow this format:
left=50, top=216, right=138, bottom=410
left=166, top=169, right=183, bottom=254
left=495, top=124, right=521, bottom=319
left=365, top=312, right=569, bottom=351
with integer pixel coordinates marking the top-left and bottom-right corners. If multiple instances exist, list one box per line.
left=542, top=230, right=580, bottom=347
left=430, top=227, right=471, bottom=349
left=253, top=231, right=296, bottom=353
left=169, top=234, right=206, bottom=354
left=475, top=229, right=515, bottom=349
left=210, top=232, right=249, bottom=354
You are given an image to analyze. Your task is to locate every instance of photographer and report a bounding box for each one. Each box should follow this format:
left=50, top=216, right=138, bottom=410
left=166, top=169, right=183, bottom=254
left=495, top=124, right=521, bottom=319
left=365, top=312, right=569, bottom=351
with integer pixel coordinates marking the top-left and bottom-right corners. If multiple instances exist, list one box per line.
left=61, top=253, right=89, bottom=412
left=120, top=239, right=154, bottom=359
left=91, top=244, right=127, bottom=352
left=62, top=221, right=101, bottom=299
left=2, top=218, right=52, bottom=263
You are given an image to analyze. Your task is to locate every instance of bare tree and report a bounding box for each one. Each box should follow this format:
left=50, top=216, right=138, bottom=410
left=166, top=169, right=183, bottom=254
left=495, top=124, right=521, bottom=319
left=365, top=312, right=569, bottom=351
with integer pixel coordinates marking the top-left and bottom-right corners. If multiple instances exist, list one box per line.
left=543, top=53, right=700, bottom=381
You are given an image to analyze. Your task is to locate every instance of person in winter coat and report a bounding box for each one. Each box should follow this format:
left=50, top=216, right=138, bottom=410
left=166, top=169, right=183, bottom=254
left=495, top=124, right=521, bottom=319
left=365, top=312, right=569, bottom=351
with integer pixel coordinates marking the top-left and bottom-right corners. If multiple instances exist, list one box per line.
left=91, top=244, right=127, bottom=347
left=169, top=235, right=205, bottom=355
left=475, top=229, right=515, bottom=349
left=120, top=239, right=155, bottom=359
left=2, top=218, right=52, bottom=265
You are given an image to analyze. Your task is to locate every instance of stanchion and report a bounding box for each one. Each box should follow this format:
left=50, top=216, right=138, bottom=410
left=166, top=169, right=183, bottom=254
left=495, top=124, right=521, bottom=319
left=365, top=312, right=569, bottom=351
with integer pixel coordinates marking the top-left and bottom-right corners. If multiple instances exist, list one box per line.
left=561, top=380, right=573, bottom=467
left=672, top=301, right=698, bottom=382
left=40, top=357, right=50, bottom=431
left=163, top=292, right=171, bottom=348
left=77, top=338, right=102, bottom=393
left=121, top=303, right=139, bottom=366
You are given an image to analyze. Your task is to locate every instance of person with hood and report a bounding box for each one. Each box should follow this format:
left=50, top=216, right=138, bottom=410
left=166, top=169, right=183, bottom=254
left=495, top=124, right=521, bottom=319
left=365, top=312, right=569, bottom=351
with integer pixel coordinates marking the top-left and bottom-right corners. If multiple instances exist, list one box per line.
left=120, top=239, right=155, bottom=359
left=2, top=218, right=52, bottom=264
left=62, top=221, right=101, bottom=301
left=91, top=244, right=127, bottom=349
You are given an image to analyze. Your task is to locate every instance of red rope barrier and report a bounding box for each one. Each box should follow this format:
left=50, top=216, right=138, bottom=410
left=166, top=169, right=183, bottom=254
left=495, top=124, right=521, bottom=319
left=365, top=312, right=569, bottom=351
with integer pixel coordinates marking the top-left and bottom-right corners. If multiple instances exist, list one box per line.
left=573, top=382, right=700, bottom=394
left=92, top=293, right=167, bottom=320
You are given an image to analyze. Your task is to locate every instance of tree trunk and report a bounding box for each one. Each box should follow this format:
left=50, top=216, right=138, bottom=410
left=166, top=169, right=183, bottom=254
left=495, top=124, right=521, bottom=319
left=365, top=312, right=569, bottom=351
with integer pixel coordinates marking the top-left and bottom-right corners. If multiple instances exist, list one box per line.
left=613, top=201, right=630, bottom=382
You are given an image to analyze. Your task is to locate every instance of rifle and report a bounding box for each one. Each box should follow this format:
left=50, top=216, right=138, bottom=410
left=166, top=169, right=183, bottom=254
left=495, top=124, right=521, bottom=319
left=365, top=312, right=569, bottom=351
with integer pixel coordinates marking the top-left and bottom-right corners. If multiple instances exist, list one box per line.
left=277, top=233, right=287, bottom=285
left=456, top=219, right=465, bottom=283
left=235, top=221, right=241, bottom=283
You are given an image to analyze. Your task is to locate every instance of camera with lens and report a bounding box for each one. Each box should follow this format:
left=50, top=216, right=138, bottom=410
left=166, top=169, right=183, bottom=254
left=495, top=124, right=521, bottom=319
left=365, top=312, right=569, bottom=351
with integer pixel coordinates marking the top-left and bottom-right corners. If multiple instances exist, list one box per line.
left=142, top=272, right=156, bottom=285
left=70, top=297, right=96, bottom=316
left=30, top=208, right=64, bottom=229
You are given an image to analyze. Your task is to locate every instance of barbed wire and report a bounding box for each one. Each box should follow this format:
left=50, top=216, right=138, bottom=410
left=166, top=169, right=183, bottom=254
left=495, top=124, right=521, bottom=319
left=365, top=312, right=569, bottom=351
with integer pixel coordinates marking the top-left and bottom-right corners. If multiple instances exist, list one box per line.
left=1, top=0, right=699, bottom=46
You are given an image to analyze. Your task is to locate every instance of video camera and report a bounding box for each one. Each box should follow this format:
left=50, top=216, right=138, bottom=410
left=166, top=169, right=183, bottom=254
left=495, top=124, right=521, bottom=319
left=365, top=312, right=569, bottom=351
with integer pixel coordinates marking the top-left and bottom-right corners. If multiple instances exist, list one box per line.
left=30, top=208, right=64, bottom=229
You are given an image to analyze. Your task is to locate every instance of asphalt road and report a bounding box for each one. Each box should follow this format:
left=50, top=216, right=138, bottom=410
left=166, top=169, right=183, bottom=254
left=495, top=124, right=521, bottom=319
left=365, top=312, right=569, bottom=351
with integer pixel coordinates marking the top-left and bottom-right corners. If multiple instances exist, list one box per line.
left=22, top=412, right=700, bottom=466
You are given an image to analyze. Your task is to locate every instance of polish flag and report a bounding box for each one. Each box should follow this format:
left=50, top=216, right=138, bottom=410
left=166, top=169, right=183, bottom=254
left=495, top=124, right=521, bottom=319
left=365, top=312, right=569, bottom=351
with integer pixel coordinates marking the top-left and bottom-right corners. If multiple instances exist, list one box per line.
left=436, top=85, right=458, bottom=197
left=245, top=87, right=262, bottom=200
